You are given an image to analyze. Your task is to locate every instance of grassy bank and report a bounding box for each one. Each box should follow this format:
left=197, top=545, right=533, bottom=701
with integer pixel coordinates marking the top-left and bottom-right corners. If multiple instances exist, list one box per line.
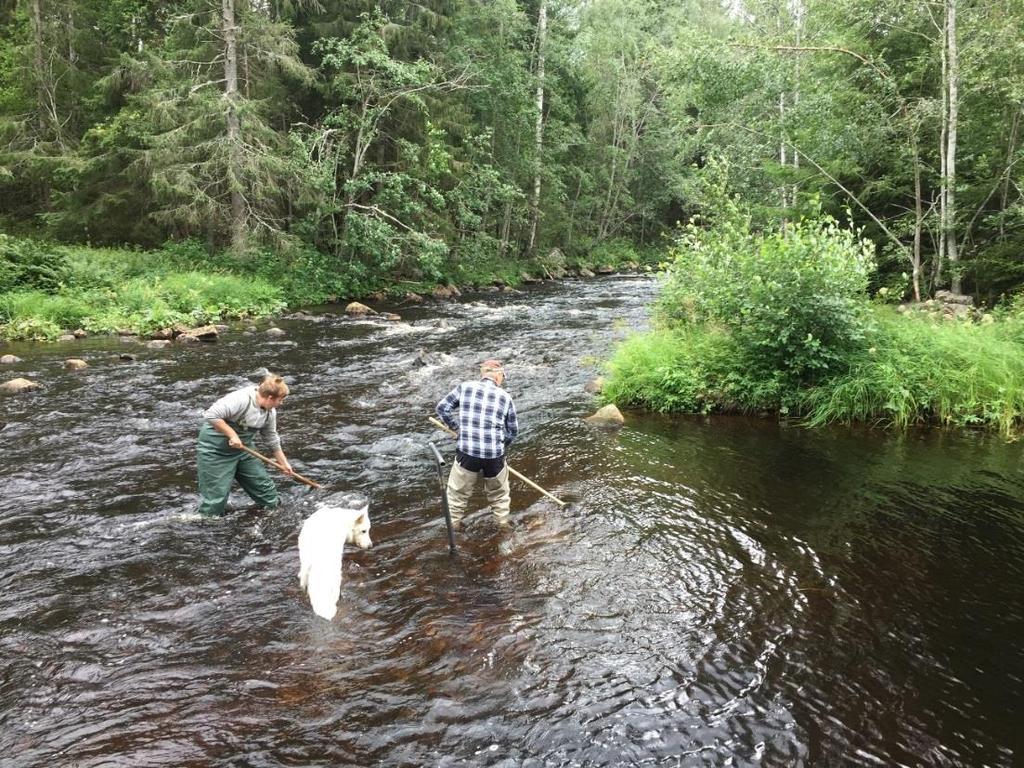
left=0, top=235, right=660, bottom=341
left=604, top=299, right=1024, bottom=436
left=603, top=184, right=1024, bottom=436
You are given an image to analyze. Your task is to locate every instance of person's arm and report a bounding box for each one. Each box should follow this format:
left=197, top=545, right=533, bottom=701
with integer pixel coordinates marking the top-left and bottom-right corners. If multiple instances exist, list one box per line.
left=504, top=399, right=519, bottom=448
left=435, top=385, right=461, bottom=431
left=203, top=389, right=248, bottom=448
left=259, top=410, right=292, bottom=473
left=210, top=418, right=243, bottom=449
left=272, top=447, right=293, bottom=475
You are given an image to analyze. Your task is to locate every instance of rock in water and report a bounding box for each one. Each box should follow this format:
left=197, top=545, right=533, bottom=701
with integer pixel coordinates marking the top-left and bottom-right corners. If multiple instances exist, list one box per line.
left=584, top=403, right=625, bottom=427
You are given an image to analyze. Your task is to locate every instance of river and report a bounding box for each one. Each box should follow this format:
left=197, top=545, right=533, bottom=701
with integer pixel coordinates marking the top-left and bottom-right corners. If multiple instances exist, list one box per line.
left=1, top=275, right=1021, bottom=766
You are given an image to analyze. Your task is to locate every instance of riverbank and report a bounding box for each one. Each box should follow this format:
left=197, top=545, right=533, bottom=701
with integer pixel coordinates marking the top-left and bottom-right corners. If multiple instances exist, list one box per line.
left=603, top=305, right=1024, bottom=436
left=0, top=235, right=659, bottom=342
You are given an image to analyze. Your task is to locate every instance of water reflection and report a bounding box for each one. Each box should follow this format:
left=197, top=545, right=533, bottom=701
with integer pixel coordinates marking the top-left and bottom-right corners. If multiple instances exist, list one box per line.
left=1, top=277, right=1021, bottom=766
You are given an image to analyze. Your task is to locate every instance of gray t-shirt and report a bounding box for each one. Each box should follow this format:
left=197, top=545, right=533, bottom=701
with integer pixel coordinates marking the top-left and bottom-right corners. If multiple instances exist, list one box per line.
left=202, top=386, right=281, bottom=451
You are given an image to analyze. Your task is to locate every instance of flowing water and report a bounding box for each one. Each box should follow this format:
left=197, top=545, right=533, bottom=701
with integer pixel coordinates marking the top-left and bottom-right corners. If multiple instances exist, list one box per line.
left=1, top=276, right=1022, bottom=767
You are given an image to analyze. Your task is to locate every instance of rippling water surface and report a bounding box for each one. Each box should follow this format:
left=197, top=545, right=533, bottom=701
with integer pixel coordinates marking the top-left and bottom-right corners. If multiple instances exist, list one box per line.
left=1, top=276, right=1022, bottom=767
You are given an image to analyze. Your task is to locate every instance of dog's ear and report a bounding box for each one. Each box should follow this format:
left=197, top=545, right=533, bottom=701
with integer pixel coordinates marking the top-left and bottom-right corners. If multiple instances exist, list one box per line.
left=354, top=505, right=370, bottom=527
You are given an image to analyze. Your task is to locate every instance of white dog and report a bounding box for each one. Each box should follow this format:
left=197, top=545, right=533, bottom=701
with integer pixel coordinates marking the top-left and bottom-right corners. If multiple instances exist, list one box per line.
left=297, top=493, right=373, bottom=620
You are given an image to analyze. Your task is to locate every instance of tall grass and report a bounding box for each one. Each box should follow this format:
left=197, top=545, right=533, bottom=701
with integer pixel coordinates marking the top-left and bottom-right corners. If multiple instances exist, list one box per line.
left=604, top=308, right=1024, bottom=436
left=603, top=327, right=787, bottom=414
left=800, top=310, right=1024, bottom=435
left=0, top=241, right=285, bottom=340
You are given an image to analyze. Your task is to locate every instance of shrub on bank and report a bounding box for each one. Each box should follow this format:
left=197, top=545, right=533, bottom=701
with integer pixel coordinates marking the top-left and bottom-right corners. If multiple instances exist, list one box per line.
left=602, top=327, right=787, bottom=414
left=605, top=305, right=1024, bottom=434
left=799, top=310, right=1024, bottom=435
left=604, top=186, right=1024, bottom=434
left=0, top=239, right=286, bottom=340
left=658, top=200, right=874, bottom=383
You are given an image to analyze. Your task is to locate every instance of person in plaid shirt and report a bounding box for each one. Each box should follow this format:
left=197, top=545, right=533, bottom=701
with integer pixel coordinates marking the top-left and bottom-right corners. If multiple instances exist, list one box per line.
left=435, top=359, right=519, bottom=523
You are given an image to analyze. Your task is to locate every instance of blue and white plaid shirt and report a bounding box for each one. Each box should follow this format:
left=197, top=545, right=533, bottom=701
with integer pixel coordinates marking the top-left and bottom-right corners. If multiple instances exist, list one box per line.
left=436, top=377, right=519, bottom=459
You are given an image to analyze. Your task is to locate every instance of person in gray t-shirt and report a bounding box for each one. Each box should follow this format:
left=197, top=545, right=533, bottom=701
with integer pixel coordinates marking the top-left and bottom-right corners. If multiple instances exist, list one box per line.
left=196, top=374, right=294, bottom=516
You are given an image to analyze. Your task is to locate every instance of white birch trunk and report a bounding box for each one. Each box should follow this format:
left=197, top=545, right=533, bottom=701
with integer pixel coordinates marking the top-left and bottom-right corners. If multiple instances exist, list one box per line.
left=222, top=0, right=246, bottom=251
left=945, top=0, right=960, bottom=294
left=527, top=0, right=547, bottom=255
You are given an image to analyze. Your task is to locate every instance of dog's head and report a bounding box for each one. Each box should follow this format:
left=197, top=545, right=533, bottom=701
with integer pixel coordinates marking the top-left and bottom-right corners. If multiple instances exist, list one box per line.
left=346, top=505, right=372, bottom=549
left=325, top=492, right=372, bottom=549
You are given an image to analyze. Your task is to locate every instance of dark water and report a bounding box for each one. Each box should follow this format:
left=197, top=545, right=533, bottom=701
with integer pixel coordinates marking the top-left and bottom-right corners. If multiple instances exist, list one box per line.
left=1, top=276, right=1022, bottom=767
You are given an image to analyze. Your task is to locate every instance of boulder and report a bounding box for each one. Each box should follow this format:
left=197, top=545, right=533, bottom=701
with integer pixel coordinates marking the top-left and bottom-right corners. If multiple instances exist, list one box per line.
left=584, top=377, right=605, bottom=395
left=404, top=292, right=425, bottom=304
left=447, top=284, right=462, bottom=298
left=57, top=334, right=76, bottom=342
left=265, top=327, right=286, bottom=338
left=64, top=358, right=88, bottom=370
left=579, top=268, right=596, bottom=278
left=345, top=301, right=376, bottom=316
left=595, top=265, right=616, bottom=275
left=150, top=327, right=174, bottom=340
left=119, top=353, right=136, bottom=361
left=383, top=313, right=402, bottom=321
left=188, top=324, right=219, bottom=340
left=0, top=355, right=21, bottom=364
left=584, top=403, right=625, bottom=427
left=72, top=328, right=87, bottom=339
left=176, top=325, right=219, bottom=343
left=146, top=340, right=172, bottom=349
left=0, top=377, right=39, bottom=395
left=432, top=285, right=453, bottom=300
left=934, top=289, right=974, bottom=306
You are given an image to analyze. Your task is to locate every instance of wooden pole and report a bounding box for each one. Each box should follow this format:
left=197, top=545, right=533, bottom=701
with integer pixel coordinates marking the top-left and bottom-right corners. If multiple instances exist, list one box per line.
left=428, top=417, right=567, bottom=507
left=237, top=444, right=323, bottom=489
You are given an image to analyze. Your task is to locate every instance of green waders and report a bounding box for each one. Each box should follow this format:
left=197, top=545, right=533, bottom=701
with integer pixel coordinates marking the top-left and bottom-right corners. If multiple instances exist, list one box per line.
left=197, top=422, right=279, bottom=517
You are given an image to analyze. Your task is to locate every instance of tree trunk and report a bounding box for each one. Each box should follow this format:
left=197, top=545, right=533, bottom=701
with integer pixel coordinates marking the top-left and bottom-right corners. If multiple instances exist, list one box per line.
left=222, top=0, right=246, bottom=252
left=913, top=138, right=923, bottom=302
left=29, top=0, right=48, bottom=135
left=1000, top=108, right=1020, bottom=239
left=527, top=0, right=547, bottom=256
left=945, top=0, right=960, bottom=294
left=936, top=6, right=948, bottom=292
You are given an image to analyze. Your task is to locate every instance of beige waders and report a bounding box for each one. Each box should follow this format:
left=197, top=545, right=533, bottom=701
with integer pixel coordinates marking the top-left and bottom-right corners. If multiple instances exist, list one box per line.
left=445, top=459, right=510, bottom=522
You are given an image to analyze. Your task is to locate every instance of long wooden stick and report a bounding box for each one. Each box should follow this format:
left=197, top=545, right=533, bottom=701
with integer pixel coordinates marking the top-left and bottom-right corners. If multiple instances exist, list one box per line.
left=237, top=444, right=323, bottom=489
left=428, top=417, right=567, bottom=507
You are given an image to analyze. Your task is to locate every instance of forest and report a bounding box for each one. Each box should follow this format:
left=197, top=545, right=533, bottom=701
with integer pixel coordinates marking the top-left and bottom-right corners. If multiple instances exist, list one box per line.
left=3, top=0, right=1024, bottom=428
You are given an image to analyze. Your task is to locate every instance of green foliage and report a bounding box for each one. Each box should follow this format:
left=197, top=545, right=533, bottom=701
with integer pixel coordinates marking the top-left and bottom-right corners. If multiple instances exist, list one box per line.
left=800, top=310, right=1024, bottom=437
left=0, top=240, right=285, bottom=341
left=659, top=176, right=875, bottom=383
left=606, top=307, right=1024, bottom=435
left=587, top=239, right=641, bottom=268
left=0, top=235, right=68, bottom=293
left=602, top=327, right=786, bottom=414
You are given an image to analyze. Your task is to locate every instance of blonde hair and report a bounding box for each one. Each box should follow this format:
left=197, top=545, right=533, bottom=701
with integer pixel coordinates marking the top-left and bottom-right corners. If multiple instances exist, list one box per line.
left=257, top=374, right=289, bottom=399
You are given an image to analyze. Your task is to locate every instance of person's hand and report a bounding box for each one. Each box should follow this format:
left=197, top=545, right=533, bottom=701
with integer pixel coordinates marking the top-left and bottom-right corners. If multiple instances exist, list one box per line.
left=228, top=434, right=243, bottom=449
left=280, top=459, right=295, bottom=475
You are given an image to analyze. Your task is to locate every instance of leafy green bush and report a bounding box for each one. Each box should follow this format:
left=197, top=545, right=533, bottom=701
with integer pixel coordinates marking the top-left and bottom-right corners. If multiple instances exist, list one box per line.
left=659, top=196, right=874, bottom=383
left=0, top=235, right=68, bottom=293
left=587, top=238, right=640, bottom=268
left=603, top=327, right=787, bottom=414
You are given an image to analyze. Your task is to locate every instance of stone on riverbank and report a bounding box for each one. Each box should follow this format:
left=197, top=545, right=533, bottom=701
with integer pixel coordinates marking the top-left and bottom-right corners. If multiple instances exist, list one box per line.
left=345, top=302, right=376, bottom=316
left=0, top=355, right=21, bottom=364
left=64, top=358, right=88, bottom=370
